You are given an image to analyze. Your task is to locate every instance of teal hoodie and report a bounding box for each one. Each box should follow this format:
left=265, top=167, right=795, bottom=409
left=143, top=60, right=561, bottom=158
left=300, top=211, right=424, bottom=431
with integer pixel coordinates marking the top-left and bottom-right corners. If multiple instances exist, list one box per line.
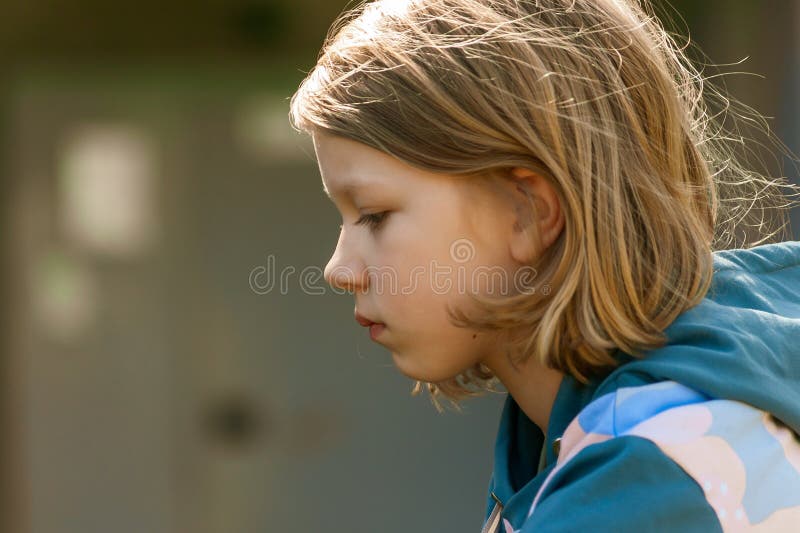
left=482, top=240, right=800, bottom=532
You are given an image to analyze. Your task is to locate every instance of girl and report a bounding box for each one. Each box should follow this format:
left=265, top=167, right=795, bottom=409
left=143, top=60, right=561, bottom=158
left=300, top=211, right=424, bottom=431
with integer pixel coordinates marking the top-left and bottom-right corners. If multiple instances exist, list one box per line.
left=290, top=0, right=800, bottom=531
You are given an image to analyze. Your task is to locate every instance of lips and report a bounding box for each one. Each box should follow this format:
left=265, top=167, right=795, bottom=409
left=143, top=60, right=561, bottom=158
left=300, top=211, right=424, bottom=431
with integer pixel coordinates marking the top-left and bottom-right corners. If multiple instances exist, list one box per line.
left=355, top=310, right=383, bottom=327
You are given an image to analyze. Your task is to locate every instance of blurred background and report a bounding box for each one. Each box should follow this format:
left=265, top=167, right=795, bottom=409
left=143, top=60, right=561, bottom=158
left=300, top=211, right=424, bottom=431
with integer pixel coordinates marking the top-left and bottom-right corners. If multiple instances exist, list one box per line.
left=0, top=1, right=798, bottom=532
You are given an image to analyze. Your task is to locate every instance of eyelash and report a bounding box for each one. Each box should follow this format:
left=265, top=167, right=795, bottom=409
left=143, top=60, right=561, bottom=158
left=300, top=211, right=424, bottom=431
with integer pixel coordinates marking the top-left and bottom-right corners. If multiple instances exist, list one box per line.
left=355, top=211, right=389, bottom=231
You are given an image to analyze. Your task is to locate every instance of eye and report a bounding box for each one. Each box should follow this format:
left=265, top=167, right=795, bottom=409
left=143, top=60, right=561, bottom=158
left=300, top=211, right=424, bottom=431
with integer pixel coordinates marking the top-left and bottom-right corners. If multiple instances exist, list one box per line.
left=355, top=211, right=389, bottom=232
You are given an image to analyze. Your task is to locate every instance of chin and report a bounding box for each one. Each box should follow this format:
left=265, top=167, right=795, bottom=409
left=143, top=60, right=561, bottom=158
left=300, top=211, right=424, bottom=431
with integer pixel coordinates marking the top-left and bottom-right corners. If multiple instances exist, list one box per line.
left=391, top=351, right=463, bottom=384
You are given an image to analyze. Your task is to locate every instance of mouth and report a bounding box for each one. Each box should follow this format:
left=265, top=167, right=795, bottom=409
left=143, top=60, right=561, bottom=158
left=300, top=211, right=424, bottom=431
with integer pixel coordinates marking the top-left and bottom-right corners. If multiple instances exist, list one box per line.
left=369, top=323, right=386, bottom=340
left=355, top=310, right=387, bottom=341
left=355, top=310, right=384, bottom=328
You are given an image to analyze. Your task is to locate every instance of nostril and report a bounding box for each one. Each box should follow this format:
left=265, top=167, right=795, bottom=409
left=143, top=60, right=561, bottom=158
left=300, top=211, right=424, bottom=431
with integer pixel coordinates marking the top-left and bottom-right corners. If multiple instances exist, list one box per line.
left=327, top=265, right=362, bottom=291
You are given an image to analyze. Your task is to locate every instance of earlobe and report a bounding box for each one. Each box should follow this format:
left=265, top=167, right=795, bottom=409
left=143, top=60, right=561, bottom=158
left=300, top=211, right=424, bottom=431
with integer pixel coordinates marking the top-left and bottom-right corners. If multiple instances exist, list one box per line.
left=508, top=167, right=565, bottom=264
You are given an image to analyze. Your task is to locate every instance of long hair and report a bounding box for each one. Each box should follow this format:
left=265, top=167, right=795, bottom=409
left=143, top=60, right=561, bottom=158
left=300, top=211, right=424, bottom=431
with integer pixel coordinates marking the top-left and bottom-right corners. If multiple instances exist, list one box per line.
left=290, top=0, right=800, bottom=412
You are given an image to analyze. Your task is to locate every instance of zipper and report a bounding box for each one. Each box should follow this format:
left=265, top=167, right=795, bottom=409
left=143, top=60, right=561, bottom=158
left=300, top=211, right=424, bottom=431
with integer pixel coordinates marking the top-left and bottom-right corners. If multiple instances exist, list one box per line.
left=480, top=492, right=504, bottom=533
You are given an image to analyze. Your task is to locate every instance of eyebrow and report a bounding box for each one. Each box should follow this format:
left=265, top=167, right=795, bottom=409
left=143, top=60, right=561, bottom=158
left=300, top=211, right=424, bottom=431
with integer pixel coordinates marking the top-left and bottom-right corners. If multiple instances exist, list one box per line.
left=322, top=181, right=364, bottom=200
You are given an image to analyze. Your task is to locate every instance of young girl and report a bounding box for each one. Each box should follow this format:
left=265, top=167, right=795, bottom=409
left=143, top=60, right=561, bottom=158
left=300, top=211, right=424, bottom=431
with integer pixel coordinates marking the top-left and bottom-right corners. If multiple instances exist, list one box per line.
left=290, top=0, right=800, bottom=531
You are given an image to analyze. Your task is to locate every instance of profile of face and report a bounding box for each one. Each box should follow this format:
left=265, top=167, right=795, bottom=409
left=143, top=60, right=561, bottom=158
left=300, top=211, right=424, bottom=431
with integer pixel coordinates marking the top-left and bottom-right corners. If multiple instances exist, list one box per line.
left=312, top=131, right=564, bottom=383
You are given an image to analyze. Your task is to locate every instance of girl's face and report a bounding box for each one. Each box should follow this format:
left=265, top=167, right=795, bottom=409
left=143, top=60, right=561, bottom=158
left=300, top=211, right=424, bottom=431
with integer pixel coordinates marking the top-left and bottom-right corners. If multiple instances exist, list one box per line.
left=313, top=131, right=523, bottom=383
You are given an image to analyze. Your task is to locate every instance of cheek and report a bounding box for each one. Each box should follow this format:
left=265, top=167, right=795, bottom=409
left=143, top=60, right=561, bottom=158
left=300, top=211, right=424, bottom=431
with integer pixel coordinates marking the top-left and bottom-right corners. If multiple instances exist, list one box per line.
left=384, top=259, right=474, bottom=324
left=392, top=323, right=491, bottom=383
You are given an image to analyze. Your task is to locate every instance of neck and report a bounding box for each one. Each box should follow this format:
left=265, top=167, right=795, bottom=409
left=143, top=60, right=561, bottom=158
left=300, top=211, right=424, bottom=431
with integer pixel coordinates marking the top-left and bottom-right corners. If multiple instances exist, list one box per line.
left=483, top=350, right=564, bottom=435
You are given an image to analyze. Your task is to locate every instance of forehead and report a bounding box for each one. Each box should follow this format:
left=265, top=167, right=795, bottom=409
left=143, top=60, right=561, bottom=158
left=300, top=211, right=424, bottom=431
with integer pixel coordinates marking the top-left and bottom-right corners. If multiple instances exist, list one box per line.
left=311, top=131, right=493, bottom=203
left=312, top=132, right=402, bottom=199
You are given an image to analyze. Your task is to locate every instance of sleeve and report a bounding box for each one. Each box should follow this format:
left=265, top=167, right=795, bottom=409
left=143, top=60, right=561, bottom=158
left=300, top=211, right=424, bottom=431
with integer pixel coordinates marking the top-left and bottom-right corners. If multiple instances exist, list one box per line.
left=518, top=435, right=723, bottom=532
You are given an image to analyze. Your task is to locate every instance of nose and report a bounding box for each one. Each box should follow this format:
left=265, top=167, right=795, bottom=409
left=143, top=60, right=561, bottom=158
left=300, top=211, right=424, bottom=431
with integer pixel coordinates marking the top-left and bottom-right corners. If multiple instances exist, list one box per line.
left=323, top=233, right=368, bottom=292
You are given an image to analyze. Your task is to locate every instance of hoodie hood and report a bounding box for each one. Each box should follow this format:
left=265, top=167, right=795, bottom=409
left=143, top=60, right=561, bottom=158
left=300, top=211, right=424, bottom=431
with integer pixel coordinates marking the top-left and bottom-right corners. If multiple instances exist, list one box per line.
left=597, top=239, right=800, bottom=435
left=488, top=240, right=800, bottom=518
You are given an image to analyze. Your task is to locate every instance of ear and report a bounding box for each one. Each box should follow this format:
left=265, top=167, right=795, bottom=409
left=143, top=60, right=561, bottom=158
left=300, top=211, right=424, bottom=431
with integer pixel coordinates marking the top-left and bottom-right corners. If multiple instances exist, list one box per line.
left=507, top=167, right=565, bottom=264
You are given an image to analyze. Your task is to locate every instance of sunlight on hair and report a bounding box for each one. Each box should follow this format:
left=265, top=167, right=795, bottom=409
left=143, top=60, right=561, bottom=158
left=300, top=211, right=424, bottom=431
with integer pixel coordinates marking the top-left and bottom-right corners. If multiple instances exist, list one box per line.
left=291, top=0, right=800, bottom=412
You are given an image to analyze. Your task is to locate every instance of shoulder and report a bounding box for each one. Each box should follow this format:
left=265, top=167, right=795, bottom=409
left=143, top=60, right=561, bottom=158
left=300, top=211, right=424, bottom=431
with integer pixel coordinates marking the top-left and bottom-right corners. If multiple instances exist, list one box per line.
left=510, top=380, right=800, bottom=532
left=511, top=435, right=721, bottom=533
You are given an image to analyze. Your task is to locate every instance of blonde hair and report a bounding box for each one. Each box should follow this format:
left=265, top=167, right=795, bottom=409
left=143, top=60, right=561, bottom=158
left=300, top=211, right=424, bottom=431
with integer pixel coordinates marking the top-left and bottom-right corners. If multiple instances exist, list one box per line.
left=290, top=0, right=800, bottom=412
